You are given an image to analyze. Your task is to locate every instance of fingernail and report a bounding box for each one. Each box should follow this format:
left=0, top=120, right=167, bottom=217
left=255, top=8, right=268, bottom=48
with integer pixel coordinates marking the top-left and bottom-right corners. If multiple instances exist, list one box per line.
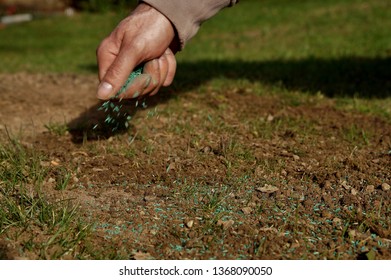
left=132, top=91, right=140, bottom=98
left=144, top=76, right=152, bottom=89
left=97, top=82, right=113, bottom=100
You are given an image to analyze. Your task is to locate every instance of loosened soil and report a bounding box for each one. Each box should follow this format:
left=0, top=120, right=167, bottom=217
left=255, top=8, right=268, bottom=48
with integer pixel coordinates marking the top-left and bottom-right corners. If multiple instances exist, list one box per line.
left=0, top=72, right=390, bottom=259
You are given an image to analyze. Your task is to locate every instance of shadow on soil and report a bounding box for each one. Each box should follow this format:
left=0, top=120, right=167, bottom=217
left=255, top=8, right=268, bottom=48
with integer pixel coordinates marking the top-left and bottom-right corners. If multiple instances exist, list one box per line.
left=67, top=100, right=138, bottom=143
left=69, top=55, right=391, bottom=141
left=67, top=95, right=172, bottom=143
left=174, top=56, right=391, bottom=98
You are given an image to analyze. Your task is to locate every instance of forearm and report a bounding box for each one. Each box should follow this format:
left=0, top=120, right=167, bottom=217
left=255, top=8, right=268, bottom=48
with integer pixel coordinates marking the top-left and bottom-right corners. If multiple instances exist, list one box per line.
left=140, top=0, right=239, bottom=49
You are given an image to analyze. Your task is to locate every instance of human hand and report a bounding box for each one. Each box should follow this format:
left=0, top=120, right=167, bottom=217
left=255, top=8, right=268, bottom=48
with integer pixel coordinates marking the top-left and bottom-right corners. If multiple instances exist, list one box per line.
left=96, top=3, right=178, bottom=100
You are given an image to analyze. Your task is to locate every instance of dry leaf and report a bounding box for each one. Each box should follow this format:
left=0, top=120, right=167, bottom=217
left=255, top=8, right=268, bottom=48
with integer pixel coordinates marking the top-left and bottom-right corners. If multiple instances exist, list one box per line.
left=133, top=251, right=153, bottom=260
left=256, top=184, right=279, bottom=194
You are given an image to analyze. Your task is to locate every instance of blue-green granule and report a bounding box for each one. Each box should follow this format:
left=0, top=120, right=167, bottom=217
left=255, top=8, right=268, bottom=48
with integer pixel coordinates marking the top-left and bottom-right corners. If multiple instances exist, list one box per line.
left=96, top=65, right=144, bottom=132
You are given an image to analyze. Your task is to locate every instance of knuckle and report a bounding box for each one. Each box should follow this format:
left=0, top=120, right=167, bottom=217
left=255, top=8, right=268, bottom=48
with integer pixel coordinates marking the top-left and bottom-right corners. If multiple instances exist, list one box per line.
left=96, top=38, right=110, bottom=56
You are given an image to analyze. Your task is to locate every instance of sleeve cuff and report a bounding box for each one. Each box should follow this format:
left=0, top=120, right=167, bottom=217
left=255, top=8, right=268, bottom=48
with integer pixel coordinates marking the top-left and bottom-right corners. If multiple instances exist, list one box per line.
left=140, top=0, right=238, bottom=49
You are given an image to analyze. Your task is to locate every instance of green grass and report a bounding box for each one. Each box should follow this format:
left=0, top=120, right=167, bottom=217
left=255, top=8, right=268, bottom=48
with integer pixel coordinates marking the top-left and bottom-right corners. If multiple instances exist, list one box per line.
left=0, top=12, right=127, bottom=74
left=181, top=0, right=391, bottom=60
left=0, top=135, right=90, bottom=259
left=45, top=121, right=69, bottom=136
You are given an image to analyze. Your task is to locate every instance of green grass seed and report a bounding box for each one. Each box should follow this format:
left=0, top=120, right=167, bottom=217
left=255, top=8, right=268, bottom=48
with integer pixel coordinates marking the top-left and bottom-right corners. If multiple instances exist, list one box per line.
left=96, top=65, right=144, bottom=131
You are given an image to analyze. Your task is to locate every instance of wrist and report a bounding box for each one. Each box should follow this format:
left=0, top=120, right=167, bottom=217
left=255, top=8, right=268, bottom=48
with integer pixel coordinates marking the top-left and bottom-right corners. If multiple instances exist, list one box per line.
left=137, top=1, right=179, bottom=52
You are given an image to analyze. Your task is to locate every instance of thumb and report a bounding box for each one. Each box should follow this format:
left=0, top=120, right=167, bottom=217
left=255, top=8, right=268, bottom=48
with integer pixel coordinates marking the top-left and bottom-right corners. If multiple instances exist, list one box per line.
left=97, top=51, right=138, bottom=100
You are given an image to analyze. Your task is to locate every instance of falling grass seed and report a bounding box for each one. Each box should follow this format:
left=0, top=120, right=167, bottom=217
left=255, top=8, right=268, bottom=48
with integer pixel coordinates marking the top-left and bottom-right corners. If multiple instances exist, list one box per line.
left=96, top=65, right=144, bottom=131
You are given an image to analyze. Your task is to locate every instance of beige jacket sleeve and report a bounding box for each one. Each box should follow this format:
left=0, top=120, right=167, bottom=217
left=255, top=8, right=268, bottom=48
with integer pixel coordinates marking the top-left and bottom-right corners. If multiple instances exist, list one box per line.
left=141, top=0, right=239, bottom=49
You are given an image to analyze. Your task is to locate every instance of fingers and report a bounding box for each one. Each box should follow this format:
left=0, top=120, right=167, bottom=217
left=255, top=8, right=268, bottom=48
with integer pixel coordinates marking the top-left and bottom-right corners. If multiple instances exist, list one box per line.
left=142, top=57, right=163, bottom=96
left=115, top=74, right=152, bottom=99
left=115, top=49, right=177, bottom=100
left=162, top=48, right=177, bottom=87
left=145, top=48, right=176, bottom=96
left=96, top=38, right=139, bottom=100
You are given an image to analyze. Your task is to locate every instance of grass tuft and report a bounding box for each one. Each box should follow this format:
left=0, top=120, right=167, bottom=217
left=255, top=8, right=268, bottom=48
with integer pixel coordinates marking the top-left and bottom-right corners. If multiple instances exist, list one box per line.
left=0, top=135, right=91, bottom=259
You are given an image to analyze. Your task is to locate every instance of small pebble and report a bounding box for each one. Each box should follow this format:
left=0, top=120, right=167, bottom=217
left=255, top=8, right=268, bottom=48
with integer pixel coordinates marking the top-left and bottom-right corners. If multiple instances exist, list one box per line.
left=47, top=177, right=56, bottom=184
left=186, top=220, right=194, bottom=229
left=365, top=185, right=375, bottom=194
left=217, top=219, right=234, bottom=230
left=356, top=207, right=363, bottom=220
left=144, top=195, right=157, bottom=202
left=92, top=168, right=105, bottom=172
left=381, top=183, right=390, bottom=191
left=266, top=114, right=274, bottom=122
left=40, top=161, right=50, bottom=167
left=341, top=180, right=351, bottom=190
left=348, top=230, right=357, bottom=238
left=323, top=180, right=332, bottom=188
left=241, top=207, right=253, bottom=215
left=256, top=184, right=279, bottom=194
left=50, top=160, right=60, bottom=166
left=333, top=217, right=342, bottom=225
left=321, top=210, right=332, bottom=219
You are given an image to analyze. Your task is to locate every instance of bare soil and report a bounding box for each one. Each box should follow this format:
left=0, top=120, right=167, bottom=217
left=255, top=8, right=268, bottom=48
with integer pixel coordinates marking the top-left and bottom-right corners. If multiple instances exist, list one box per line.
left=0, top=72, right=390, bottom=260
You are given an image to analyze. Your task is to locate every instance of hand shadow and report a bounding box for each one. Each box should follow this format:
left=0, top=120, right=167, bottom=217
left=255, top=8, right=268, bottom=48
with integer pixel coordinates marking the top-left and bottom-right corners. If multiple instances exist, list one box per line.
left=67, top=90, right=173, bottom=143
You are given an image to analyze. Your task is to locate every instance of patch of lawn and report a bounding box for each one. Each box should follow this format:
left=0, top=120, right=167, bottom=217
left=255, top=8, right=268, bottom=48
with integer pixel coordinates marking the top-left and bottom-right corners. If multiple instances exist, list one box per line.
left=0, top=12, right=126, bottom=73
left=0, top=135, right=91, bottom=259
left=0, top=0, right=390, bottom=260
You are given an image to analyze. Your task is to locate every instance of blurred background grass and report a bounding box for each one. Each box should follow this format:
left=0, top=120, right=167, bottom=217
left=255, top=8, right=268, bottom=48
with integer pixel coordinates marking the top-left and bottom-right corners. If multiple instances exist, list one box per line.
left=0, top=0, right=389, bottom=71
left=0, top=0, right=390, bottom=101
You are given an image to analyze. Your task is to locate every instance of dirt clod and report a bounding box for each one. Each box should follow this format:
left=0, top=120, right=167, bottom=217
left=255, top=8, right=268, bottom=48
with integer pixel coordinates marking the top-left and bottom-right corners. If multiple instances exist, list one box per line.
left=256, top=184, right=279, bottom=194
left=381, top=183, right=390, bottom=191
left=365, top=185, right=375, bottom=194
left=217, top=220, right=235, bottom=230
left=241, top=207, right=253, bottom=215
